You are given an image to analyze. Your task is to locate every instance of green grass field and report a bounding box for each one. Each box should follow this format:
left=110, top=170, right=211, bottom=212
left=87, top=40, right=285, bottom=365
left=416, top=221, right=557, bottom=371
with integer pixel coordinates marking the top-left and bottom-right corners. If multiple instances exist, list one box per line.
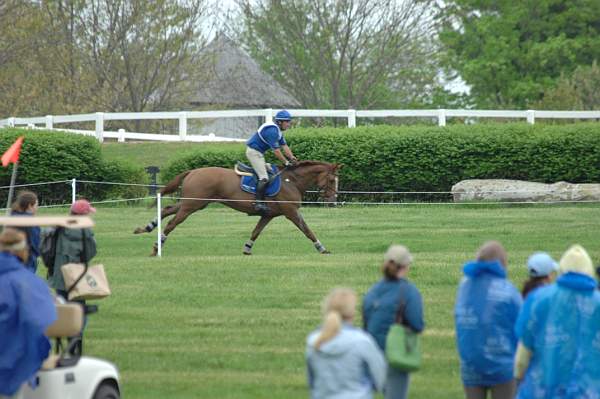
left=49, top=203, right=599, bottom=398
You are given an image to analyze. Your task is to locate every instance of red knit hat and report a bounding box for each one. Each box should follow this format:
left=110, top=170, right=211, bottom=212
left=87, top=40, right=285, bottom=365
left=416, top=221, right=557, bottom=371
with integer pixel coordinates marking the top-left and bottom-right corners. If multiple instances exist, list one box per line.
left=70, top=199, right=96, bottom=215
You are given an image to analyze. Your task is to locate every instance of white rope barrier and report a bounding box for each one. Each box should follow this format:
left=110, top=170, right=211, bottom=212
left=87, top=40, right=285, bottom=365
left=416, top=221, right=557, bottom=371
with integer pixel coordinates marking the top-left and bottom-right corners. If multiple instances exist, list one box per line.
left=0, top=180, right=71, bottom=190
left=1, top=179, right=600, bottom=207
left=76, top=180, right=165, bottom=188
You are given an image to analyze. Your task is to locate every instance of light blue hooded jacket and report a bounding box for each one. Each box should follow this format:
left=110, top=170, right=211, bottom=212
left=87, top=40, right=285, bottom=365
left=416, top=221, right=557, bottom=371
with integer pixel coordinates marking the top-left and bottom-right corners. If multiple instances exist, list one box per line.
left=306, top=323, right=386, bottom=399
left=454, top=259, right=522, bottom=386
left=516, top=272, right=600, bottom=399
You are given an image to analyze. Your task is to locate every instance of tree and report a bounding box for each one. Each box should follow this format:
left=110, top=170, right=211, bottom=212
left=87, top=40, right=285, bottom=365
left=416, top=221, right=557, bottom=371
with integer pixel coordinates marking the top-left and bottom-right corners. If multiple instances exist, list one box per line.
left=56, top=0, right=210, bottom=113
left=536, top=61, right=600, bottom=110
left=235, top=0, right=440, bottom=110
left=0, top=0, right=212, bottom=119
left=438, top=0, right=600, bottom=108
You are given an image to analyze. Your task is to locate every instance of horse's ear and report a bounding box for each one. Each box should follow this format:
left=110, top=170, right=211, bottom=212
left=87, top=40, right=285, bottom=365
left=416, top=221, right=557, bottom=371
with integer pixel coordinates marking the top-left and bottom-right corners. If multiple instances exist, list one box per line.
left=334, top=163, right=343, bottom=171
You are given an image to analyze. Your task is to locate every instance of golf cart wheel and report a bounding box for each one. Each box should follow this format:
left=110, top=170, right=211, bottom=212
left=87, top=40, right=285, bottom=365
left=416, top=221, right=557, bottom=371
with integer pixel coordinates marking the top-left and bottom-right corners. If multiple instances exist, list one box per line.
left=93, top=382, right=120, bottom=399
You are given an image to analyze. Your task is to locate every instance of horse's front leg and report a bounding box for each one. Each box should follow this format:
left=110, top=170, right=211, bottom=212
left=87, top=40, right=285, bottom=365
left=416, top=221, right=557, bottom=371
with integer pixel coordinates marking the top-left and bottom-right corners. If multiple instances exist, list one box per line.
left=243, top=215, right=274, bottom=255
left=284, top=210, right=329, bottom=254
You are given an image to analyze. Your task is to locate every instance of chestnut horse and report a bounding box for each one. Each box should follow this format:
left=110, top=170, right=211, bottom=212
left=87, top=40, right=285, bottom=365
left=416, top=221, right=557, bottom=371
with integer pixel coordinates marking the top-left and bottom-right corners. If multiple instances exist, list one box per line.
left=134, top=160, right=341, bottom=256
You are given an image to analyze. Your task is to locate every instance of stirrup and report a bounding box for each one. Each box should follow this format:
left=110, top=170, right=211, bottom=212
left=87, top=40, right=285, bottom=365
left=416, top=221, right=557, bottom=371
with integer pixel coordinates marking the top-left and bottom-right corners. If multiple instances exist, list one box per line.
left=254, top=201, right=269, bottom=213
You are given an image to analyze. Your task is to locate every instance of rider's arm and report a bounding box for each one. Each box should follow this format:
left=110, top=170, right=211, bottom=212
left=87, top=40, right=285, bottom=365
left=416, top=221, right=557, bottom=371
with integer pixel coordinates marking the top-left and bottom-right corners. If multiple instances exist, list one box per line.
left=282, top=145, right=296, bottom=161
left=273, top=148, right=288, bottom=164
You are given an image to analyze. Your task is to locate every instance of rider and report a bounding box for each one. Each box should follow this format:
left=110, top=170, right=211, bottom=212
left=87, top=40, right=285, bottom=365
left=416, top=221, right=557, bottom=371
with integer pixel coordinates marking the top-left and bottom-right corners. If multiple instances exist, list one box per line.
left=246, top=109, right=298, bottom=213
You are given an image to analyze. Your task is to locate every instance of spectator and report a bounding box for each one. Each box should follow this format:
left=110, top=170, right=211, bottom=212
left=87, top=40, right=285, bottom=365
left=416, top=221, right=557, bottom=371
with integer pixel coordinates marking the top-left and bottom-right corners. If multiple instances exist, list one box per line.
left=521, top=252, right=558, bottom=298
left=514, top=244, right=600, bottom=398
left=48, top=199, right=97, bottom=355
left=363, top=245, right=424, bottom=399
left=306, top=288, right=386, bottom=399
left=10, top=190, right=40, bottom=274
left=454, top=241, right=522, bottom=399
left=0, top=228, right=56, bottom=398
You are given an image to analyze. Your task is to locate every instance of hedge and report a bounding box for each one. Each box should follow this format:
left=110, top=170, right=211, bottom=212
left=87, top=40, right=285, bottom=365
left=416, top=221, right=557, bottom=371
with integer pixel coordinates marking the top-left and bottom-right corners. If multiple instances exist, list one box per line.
left=0, top=129, right=147, bottom=205
left=161, top=123, right=600, bottom=197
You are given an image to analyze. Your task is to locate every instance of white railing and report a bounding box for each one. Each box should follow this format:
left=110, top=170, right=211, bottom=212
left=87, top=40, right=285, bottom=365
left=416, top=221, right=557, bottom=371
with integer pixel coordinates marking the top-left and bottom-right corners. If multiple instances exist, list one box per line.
left=1, top=108, right=600, bottom=143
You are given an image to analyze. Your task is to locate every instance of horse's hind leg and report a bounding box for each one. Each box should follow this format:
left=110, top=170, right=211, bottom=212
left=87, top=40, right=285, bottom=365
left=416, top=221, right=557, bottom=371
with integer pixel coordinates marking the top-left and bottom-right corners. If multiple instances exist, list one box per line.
left=284, top=209, right=329, bottom=254
left=243, top=215, right=274, bottom=255
left=134, top=204, right=180, bottom=234
left=150, top=201, right=207, bottom=256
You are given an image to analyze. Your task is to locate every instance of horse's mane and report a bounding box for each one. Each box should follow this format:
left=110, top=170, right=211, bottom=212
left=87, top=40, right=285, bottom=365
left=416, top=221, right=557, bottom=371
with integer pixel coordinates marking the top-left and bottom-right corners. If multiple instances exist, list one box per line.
left=292, top=160, right=331, bottom=168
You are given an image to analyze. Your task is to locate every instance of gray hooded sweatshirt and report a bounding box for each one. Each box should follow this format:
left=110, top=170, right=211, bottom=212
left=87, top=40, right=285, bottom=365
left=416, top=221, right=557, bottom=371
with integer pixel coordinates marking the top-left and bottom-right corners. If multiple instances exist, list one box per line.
left=306, top=324, right=386, bottom=399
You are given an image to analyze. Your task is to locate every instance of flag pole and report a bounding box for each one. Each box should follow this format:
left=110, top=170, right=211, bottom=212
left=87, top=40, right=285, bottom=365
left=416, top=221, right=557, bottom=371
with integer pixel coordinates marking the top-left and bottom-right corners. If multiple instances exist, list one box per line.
left=5, top=162, right=18, bottom=215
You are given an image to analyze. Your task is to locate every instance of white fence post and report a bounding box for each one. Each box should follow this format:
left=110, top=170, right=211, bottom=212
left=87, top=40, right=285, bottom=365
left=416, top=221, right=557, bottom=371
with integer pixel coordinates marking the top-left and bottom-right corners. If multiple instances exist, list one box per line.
left=8, top=117, right=15, bottom=127
left=118, top=128, right=126, bottom=142
left=95, top=112, right=104, bottom=142
left=526, top=110, right=535, bottom=125
left=438, top=109, right=447, bottom=127
left=71, top=178, right=76, bottom=204
left=45, top=115, right=53, bottom=129
left=347, top=109, right=356, bottom=128
left=264, top=108, right=274, bottom=122
left=178, top=111, right=187, bottom=141
left=156, top=193, right=162, bottom=258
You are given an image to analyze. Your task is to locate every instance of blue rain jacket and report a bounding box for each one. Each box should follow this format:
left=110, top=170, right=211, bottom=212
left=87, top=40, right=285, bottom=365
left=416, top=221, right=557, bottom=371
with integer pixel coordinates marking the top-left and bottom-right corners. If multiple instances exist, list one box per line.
left=516, top=272, right=600, bottom=399
left=455, top=259, right=522, bottom=386
left=0, top=252, right=56, bottom=395
left=246, top=122, right=287, bottom=153
left=10, top=210, right=41, bottom=274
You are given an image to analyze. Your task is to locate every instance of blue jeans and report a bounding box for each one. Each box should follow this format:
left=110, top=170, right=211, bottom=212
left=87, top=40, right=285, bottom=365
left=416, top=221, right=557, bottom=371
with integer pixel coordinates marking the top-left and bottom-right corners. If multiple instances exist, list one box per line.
left=385, top=367, right=410, bottom=399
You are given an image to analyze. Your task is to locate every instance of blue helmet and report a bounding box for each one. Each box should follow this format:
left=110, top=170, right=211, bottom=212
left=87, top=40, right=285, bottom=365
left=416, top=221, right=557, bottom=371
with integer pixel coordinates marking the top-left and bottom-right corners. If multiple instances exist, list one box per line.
left=274, top=110, right=292, bottom=121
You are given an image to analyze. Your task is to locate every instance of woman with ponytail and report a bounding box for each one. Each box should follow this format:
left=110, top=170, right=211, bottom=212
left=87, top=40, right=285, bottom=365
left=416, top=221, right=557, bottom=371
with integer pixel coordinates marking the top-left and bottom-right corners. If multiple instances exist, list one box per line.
left=306, top=288, right=386, bottom=399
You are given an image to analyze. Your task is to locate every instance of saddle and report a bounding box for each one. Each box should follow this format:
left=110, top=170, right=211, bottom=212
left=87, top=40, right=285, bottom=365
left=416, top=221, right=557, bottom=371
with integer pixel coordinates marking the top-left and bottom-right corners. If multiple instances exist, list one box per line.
left=235, top=162, right=282, bottom=197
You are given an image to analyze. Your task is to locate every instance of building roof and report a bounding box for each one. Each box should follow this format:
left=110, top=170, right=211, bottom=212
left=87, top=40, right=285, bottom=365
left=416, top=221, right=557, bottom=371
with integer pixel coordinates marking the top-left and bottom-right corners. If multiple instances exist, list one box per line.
left=190, top=35, right=300, bottom=108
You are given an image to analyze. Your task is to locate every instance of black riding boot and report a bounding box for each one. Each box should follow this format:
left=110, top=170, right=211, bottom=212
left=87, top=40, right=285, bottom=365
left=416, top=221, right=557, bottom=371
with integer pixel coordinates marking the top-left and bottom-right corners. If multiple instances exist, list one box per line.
left=254, top=178, right=269, bottom=213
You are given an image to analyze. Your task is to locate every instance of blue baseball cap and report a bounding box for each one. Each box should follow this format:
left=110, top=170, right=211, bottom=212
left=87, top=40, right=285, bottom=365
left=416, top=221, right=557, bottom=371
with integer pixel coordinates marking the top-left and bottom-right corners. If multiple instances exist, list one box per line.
left=527, top=252, right=558, bottom=277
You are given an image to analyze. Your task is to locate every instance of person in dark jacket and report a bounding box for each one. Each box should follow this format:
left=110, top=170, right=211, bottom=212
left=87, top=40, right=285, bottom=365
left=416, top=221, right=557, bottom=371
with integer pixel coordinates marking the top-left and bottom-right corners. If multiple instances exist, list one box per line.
left=0, top=228, right=56, bottom=398
left=363, top=244, right=424, bottom=399
left=10, top=190, right=40, bottom=274
left=48, top=199, right=97, bottom=298
left=48, top=199, right=97, bottom=356
left=454, top=241, right=522, bottom=399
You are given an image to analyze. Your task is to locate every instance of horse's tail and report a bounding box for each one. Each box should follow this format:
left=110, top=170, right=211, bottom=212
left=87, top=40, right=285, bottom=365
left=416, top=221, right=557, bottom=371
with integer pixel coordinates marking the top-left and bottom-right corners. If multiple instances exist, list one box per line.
left=147, top=171, right=192, bottom=208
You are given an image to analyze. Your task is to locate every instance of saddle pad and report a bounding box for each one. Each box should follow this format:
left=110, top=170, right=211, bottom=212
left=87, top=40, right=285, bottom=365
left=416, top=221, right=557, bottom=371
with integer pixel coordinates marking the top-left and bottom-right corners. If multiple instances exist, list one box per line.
left=240, top=165, right=282, bottom=197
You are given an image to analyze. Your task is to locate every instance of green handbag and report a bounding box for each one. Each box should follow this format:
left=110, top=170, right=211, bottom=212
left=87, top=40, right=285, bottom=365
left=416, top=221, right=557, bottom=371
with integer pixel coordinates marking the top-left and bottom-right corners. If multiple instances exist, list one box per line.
left=385, top=301, right=422, bottom=372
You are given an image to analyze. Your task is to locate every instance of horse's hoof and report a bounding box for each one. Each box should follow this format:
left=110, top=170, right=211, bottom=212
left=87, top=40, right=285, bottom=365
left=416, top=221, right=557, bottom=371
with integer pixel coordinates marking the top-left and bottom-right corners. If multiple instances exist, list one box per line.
left=321, top=250, right=331, bottom=254
left=150, top=245, right=158, bottom=257
left=243, top=251, right=252, bottom=256
left=133, top=227, right=145, bottom=234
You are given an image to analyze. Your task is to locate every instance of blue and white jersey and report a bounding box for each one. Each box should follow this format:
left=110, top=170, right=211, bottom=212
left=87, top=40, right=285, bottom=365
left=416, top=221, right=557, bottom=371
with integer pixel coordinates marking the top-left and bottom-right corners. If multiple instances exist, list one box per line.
left=246, top=122, right=287, bottom=154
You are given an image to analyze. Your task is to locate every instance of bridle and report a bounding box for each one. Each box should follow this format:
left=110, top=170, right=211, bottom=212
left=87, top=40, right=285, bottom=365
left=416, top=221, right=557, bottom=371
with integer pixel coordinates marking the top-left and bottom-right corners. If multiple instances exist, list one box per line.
left=319, top=168, right=339, bottom=202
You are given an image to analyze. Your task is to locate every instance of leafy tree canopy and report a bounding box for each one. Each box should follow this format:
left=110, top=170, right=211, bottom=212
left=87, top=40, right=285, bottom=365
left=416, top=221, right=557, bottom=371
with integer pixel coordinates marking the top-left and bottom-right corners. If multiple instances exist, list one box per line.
left=438, top=0, right=600, bottom=108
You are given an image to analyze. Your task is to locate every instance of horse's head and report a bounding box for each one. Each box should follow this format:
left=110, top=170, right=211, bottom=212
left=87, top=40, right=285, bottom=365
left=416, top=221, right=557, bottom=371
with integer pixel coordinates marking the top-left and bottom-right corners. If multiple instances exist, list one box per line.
left=291, top=161, right=342, bottom=203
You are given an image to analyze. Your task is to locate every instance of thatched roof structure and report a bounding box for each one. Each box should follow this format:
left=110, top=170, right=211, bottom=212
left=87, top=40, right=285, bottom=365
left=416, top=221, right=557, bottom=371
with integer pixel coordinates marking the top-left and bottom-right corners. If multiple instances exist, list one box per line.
left=190, top=35, right=300, bottom=108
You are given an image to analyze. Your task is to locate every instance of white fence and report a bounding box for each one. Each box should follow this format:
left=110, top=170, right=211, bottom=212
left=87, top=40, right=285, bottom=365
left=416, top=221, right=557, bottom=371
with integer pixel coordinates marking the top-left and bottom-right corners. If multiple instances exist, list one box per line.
left=2, top=108, right=600, bottom=143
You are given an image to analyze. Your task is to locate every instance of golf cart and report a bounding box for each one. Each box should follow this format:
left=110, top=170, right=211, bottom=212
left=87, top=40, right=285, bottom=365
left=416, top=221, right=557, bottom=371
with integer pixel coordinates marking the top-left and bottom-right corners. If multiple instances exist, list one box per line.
left=0, top=216, right=121, bottom=399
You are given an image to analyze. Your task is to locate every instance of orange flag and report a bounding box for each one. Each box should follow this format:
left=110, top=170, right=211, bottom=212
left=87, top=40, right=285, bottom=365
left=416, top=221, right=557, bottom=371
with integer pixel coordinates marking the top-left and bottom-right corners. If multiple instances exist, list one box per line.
left=1, top=136, right=24, bottom=167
